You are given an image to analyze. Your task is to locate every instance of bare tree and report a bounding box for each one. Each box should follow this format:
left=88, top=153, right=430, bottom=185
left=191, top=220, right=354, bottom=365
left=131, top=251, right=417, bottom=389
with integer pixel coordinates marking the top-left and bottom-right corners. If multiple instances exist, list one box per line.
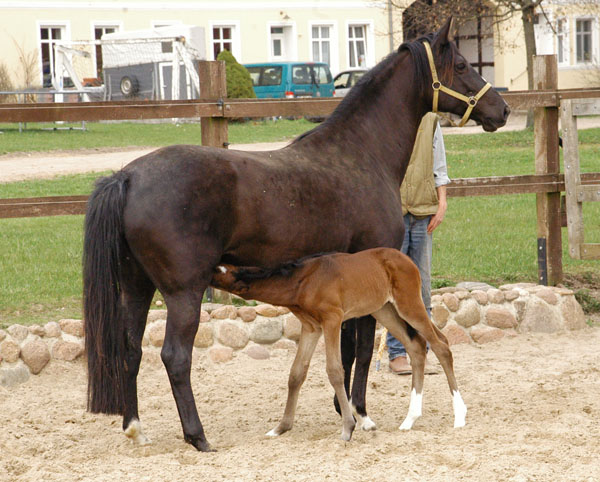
left=12, top=38, right=40, bottom=102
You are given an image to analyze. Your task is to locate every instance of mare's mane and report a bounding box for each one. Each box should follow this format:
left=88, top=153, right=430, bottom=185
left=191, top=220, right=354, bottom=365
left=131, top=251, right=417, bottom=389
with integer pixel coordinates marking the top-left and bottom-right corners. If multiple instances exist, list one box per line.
left=293, top=32, right=455, bottom=143
left=233, top=252, right=335, bottom=282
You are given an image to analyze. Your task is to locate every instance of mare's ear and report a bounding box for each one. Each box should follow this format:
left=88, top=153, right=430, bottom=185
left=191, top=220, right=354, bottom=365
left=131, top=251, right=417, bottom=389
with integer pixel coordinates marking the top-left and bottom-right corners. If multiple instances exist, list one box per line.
left=435, top=17, right=455, bottom=46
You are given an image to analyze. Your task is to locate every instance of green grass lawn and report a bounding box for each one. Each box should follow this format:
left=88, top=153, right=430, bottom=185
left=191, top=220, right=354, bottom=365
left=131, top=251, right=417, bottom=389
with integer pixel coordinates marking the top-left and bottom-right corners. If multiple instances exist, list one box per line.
left=0, top=118, right=314, bottom=155
left=0, top=122, right=599, bottom=327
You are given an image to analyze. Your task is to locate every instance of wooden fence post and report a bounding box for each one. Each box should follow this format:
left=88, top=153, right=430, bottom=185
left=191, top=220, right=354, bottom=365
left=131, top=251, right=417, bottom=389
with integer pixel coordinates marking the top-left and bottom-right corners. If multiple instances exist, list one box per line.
left=198, top=60, right=230, bottom=303
left=533, top=55, right=562, bottom=285
left=198, top=60, right=228, bottom=149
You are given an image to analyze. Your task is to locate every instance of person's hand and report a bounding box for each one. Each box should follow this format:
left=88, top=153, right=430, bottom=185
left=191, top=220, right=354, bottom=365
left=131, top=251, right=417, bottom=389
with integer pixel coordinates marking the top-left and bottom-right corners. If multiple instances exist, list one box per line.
left=427, top=200, right=447, bottom=233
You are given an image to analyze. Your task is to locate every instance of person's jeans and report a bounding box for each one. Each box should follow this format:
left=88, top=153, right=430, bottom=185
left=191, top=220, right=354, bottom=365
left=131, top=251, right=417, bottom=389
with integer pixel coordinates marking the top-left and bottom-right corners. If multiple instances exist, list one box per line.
left=387, top=213, right=432, bottom=360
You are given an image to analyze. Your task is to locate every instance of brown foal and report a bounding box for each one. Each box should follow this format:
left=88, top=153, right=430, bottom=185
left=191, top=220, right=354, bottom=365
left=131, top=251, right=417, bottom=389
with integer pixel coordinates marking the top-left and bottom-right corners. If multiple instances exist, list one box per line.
left=211, top=247, right=466, bottom=441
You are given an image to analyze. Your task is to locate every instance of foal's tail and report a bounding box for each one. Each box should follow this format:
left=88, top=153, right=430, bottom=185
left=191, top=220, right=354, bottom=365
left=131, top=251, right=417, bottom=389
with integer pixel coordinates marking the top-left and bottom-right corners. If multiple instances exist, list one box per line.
left=83, top=171, right=130, bottom=415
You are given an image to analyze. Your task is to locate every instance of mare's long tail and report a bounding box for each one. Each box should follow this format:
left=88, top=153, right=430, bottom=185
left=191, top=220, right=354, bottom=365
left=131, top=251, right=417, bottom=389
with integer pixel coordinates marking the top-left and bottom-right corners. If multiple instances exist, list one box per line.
left=83, top=171, right=130, bottom=415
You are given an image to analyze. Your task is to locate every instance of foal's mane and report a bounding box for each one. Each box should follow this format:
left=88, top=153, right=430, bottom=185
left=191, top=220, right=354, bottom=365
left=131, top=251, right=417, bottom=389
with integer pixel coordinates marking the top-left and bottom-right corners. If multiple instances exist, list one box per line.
left=292, top=31, right=455, bottom=143
left=233, top=252, right=334, bottom=282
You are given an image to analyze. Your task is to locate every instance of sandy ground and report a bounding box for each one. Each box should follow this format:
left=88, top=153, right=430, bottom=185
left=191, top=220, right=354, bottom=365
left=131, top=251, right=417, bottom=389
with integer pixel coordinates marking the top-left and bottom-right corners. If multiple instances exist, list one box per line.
left=2, top=113, right=600, bottom=183
left=1, top=327, right=600, bottom=481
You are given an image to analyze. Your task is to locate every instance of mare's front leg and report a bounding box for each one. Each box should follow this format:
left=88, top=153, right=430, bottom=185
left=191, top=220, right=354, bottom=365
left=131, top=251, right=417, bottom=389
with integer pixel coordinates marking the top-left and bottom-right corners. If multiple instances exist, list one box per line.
left=349, top=315, right=377, bottom=431
left=267, top=322, right=322, bottom=437
left=162, top=289, right=214, bottom=452
left=334, top=318, right=356, bottom=415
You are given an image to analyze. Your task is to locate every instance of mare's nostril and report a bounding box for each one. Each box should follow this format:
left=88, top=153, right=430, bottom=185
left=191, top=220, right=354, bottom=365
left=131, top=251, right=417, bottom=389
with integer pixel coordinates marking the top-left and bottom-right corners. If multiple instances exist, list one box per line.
left=503, top=105, right=511, bottom=120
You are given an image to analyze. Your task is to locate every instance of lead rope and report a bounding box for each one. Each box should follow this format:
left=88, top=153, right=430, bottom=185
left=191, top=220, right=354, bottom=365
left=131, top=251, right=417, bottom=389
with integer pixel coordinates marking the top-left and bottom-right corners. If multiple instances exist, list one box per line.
left=423, top=41, right=492, bottom=128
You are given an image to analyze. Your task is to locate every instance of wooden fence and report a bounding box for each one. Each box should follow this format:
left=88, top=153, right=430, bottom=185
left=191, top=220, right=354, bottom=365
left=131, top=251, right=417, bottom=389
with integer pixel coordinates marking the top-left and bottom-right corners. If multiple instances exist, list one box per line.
left=1, top=59, right=600, bottom=285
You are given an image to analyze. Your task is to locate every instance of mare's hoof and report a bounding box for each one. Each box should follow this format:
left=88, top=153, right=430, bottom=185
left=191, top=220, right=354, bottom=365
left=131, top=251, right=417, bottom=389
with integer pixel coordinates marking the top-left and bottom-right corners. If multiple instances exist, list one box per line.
left=186, top=436, right=216, bottom=452
left=124, top=419, right=152, bottom=446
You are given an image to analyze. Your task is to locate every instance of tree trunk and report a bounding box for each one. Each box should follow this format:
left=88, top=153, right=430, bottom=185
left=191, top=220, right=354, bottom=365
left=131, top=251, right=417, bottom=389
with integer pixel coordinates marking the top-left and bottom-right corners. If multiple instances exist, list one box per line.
left=522, top=4, right=537, bottom=128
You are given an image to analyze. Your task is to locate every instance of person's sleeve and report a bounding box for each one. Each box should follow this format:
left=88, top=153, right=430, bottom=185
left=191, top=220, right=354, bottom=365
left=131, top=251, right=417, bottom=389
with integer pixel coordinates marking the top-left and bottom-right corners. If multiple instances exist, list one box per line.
left=432, top=121, right=450, bottom=188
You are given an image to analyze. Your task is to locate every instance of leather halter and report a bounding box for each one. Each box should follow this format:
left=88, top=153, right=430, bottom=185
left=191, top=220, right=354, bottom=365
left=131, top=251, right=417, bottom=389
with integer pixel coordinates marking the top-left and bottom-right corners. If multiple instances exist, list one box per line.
left=423, top=41, right=492, bottom=127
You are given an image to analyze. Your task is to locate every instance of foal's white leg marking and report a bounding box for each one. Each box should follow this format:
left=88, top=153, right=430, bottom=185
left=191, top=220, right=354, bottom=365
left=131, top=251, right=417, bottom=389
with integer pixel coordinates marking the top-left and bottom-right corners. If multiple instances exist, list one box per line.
left=124, top=418, right=151, bottom=445
left=350, top=398, right=377, bottom=431
left=399, top=389, right=422, bottom=431
left=452, top=390, right=467, bottom=428
left=265, top=428, right=280, bottom=437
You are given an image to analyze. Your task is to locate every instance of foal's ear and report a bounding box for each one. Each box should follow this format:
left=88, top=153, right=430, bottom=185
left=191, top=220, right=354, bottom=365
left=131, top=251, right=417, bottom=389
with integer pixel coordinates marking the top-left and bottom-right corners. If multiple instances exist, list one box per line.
left=436, top=17, right=455, bottom=46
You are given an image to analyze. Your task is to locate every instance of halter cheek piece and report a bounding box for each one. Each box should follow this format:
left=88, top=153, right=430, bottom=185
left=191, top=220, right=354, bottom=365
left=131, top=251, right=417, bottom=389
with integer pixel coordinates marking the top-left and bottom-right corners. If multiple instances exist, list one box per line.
left=423, top=41, right=492, bottom=127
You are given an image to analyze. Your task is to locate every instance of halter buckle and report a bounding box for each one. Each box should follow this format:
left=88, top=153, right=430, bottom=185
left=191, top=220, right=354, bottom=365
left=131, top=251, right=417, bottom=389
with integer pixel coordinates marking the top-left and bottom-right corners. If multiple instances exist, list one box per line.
left=468, top=96, right=477, bottom=107
left=432, top=81, right=441, bottom=91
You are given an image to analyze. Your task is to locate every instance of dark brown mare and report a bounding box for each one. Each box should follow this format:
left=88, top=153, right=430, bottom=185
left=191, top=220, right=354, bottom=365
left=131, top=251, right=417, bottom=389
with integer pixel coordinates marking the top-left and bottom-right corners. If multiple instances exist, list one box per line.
left=83, top=18, right=508, bottom=451
left=211, top=248, right=466, bottom=441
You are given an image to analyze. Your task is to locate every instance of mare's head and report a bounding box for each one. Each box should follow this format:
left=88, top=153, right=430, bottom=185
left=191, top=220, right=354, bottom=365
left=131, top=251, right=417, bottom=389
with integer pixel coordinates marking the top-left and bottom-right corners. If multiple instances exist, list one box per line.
left=403, top=18, right=510, bottom=131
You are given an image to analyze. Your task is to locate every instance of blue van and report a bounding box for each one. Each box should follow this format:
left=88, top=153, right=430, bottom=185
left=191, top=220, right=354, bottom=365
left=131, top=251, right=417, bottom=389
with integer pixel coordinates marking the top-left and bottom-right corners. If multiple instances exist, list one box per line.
left=244, top=62, right=334, bottom=99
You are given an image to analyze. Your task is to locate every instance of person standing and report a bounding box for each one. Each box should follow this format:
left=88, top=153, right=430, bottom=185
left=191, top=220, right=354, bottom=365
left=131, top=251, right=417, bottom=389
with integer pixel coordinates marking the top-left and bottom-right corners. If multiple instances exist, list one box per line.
left=388, top=112, right=450, bottom=375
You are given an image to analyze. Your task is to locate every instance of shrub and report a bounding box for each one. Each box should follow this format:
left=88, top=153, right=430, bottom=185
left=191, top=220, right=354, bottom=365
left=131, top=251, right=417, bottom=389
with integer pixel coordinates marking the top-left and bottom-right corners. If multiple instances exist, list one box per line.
left=216, top=49, right=256, bottom=99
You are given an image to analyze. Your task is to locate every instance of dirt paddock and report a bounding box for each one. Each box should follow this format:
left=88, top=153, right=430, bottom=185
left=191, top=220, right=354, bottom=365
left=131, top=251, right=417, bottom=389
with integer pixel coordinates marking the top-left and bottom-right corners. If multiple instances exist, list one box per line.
left=1, top=327, right=599, bottom=481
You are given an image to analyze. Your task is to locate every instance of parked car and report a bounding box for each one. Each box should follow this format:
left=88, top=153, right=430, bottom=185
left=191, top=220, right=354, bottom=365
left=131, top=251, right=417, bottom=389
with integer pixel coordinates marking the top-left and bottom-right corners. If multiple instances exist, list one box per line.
left=333, top=69, right=368, bottom=97
left=244, top=62, right=334, bottom=99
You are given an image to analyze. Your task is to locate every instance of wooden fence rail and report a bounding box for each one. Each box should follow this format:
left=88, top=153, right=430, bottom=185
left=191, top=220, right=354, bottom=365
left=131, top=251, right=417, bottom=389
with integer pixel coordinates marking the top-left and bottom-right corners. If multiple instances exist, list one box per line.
left=1, top=59, right=600, bottom=284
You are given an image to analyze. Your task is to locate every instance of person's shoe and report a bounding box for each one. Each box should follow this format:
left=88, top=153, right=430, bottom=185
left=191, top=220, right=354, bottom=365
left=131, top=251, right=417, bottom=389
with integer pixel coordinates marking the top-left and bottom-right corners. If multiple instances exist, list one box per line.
left=389, top=356, right=412, bottom=375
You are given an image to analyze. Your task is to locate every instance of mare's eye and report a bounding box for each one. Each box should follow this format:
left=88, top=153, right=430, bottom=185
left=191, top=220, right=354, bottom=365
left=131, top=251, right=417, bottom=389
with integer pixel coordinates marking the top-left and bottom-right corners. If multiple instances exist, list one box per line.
left=456, top=62, right=466, bottom=72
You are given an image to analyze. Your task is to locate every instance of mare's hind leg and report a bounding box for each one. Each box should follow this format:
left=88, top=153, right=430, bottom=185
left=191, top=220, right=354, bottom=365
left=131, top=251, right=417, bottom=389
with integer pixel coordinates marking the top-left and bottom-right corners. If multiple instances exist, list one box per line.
left=120, top=255, right=156, bottom=445
left=268, top=321, right=322, bottom=437
left=372, top=305, right=427, bottom=430
left=349, top=315, right=377, bottom=431
left=161, top=288, right=213, bottom=451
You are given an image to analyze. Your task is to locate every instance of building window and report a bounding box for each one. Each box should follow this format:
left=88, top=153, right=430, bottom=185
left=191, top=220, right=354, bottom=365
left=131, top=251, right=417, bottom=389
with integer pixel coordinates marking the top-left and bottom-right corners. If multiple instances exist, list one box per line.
left=271, top=26, right=284, bottom=59
left=312, top=25, right=331, bottom=65
left=556, top=18, right=568, bottom=65
left=40, top=25, right=66, bottom=87
left=213, top=26, right=232, bottom=59
left=576, top=19, right=593, bottom=63
left=94, top=25, right=117, bottom=79
left=348, top=25, right=367, bottom=67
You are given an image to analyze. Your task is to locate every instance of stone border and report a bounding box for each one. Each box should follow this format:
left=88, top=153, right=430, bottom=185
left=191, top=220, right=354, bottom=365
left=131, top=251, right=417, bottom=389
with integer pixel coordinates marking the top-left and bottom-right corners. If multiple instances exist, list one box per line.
left=0, top=284, right=587, bottom=387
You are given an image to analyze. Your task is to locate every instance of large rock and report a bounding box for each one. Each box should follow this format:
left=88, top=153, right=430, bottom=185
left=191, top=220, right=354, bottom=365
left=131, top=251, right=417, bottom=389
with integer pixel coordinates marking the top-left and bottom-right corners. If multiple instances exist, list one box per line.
left=454, top=299, right=480, bottom=328
left=7, top=324, right=29, bottom=342
left=44, top=322, right=61, bottom=338
left=148, top=320, right=167, bottom=347
left=20, top=340, right=51, bottom=374
left=535, top=288, right=558, bottom=305
left=282, top=313, right=302, bottom=341
left=211, top=305, right=238, bottom=320
left=217, top=321, right=249, bottom=349
left=442, top=293, right=459, bottom=312
left=441, top=324, right=471, bottom=345
left=487, top=289, right=505, bottom=304
left=194, top=324, right=214, bottom=348
left=470, top=326, right=505, bottom=344
left=0, top=363, right=30, bottom=387
left=59, top=319, right=84, bottom=337
left=560, top=295, right=587, bottom=330
left=237, top=306, right=257, bottom=322
left=250, top=317, right=282, bottom=344
left=147, top=309, right=168, bottom=323
left=485, top=307, right=517, bottom=329
left=208, top=346, right=233, bottom=363
left=255, top=304, right=279, bottom=317
left=243, top=344, right=270, bottom=360
left=431, top=305, right=449, bottom=329
left=0, top=340, right=21, bottom=363
left=471, top=290, right=488, bottom=305
left=519, top=298, right=562, bottom=333
left=0, top=329, right=6, bottom=342
left=52, top=340, right=84, bottom=361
